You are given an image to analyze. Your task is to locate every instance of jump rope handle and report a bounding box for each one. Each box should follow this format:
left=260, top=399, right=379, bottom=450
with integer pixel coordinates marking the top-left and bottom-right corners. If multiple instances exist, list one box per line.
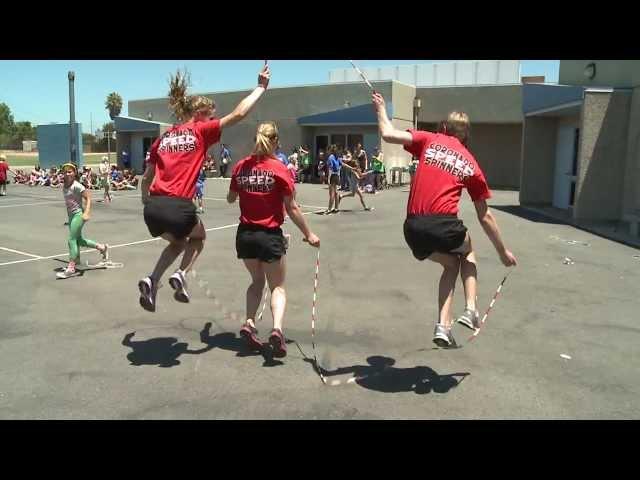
left=302, top=238, right=320, bottom=248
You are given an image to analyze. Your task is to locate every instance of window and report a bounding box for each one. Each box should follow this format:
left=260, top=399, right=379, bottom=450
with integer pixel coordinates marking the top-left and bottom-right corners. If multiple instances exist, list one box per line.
left=330, top=134, right=346, bottom=150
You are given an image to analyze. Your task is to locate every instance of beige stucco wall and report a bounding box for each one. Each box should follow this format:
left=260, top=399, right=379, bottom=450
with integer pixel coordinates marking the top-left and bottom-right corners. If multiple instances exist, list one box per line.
left=391, top=81, right=416, bottom=122
left=128, top=80, right=525, bottom=181
left=575, top=90, right=631, bottom=221
left=622, top=86, right=640, bottom=213
left=381, top=119, right=413, bottom=170
left=519, top=116, right=557, bottom=205
left=468, top=124, right=522, bottom=189
left=129, top=82, right=396, bottom=161
left=416, top=85, right=523, bottom=123
left=559, top=60, right=640, bottom=88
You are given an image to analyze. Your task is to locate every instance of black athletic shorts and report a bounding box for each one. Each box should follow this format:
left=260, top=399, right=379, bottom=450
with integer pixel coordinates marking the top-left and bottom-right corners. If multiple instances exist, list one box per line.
left=403, top=215, right=468, bottom=261
left=143, top=195, right=199, bottom=239
left=236, top=223, right=287, bottom=263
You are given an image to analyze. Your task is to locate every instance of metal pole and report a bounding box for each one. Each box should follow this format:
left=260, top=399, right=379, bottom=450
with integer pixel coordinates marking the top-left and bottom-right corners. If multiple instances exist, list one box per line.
left=68, top=71, right=76, bottom=165
left=107, top=131, right=111, bottom=164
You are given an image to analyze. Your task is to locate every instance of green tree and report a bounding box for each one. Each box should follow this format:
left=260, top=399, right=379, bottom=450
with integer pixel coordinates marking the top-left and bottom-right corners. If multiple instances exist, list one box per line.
left=94, top=122, right=115, bottom=151
left=82, top=132, right=96, bottom=145
left=105, top=92, right=123, bottom=120
left=13, top=121, right=36, bottom=144
left=0, top=102, right=16, bottom=136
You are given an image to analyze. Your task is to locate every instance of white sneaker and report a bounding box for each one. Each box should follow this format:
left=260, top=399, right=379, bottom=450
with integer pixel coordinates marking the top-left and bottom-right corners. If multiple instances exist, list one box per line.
left=138, top=276, right=158, bottom=312
left=433, top=323, right=457, bottom=348
left=56, top=267, right=80, bottom=279
left=169, top=270, right=190, bottom=303
left=456, top=308, right=480, bottom=330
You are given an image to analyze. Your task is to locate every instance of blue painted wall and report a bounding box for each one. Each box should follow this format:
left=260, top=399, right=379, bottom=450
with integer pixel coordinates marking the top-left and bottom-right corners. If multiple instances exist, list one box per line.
left=522, top=84, right=584, bottom=114
left=36, top=123, right=84, bottom=169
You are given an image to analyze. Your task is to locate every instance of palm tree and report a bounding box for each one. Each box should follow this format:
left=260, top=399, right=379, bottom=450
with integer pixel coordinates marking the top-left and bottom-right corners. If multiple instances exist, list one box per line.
left=105, top=92, right=123, bottom=120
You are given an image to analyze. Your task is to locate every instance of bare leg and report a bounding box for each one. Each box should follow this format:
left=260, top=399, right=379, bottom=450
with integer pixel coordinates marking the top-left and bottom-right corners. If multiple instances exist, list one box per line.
left=179, top=221, right=205, bottom=273
left=451, top=233, right=477, bottom=311
left=428, top=252, right=461, bottom=328
left=262, top=256, right=286, bottom=332
left=242, top=259, right=266, bottom=328
left=460, top=251, right=477, bottom=311
left=327, top=183, right=337, bottom=211
left=356, top=189, right=368, bottom=209
left=151, top=234, right=186, bottom=282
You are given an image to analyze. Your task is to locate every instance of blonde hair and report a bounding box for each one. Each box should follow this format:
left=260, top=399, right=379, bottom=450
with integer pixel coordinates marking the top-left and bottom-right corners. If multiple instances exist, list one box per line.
left=168, top=69, right=215, bottom=122
left=443, top=111, right=471, bottom=145
left=253, top=122, right=279, bottom=156
left=0, top=154, right=6, bottom=161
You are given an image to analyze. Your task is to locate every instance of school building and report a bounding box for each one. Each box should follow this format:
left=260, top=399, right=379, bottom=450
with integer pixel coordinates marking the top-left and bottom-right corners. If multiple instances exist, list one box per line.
left=521, top=60, right=640, bottom=241
left=115, top=60, right=640, bottom=243
left=116, top=60, right=525, bottom=189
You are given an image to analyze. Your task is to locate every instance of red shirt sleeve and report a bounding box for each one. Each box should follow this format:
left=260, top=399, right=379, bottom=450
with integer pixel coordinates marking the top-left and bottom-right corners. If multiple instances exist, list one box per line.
left=465, top=164, right=492, bottom=202
left=199, top=119, right=222, bottom=148
left=403, top=129, right=434, bottom=158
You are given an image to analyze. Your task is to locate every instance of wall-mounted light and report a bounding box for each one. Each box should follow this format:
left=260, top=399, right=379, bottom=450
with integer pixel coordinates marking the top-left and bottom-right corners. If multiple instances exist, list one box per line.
left=584, top=62, right=596, bottom=80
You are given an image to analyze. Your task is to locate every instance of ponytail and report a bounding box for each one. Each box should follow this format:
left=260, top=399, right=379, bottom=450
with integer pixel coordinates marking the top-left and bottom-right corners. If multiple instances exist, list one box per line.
left=253, top=121, right=278, bottom=156
left=168, top=69, right=214, bottom=122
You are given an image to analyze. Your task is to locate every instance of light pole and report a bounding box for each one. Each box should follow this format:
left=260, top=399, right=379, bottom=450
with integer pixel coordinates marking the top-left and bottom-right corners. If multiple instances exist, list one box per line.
left=106, top=128, right=116, bottom=164
left=68, top=71, right=76, bottom=165
left=413, top=97, right=422, bottom=130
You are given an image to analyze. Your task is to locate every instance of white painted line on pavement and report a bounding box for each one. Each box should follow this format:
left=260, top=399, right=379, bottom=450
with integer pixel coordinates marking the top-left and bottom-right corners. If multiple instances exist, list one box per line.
left=0, top=246, right=42, bottom=258
left=0, top=210, right=323, bottom=268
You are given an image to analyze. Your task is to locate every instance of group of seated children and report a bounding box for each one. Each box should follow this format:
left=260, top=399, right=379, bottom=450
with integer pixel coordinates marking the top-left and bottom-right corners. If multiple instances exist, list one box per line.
left=13, top=164, right=139, bottom=191
left=86, top=165, right=138, bottom=191
left=12, top=166, right=64, bottom=187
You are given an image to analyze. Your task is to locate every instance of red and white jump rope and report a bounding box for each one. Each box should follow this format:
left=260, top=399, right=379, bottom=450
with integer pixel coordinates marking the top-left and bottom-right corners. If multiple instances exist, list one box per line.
left=467, top=268, right=514, bottom=342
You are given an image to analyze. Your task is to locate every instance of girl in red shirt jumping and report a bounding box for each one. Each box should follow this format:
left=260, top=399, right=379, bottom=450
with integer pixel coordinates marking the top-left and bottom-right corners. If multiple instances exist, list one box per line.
left=227, top=121, right=320, bottom=358
left=373, top=92, right=517, bottom=348
left=138, top=63, right=270, bottom=312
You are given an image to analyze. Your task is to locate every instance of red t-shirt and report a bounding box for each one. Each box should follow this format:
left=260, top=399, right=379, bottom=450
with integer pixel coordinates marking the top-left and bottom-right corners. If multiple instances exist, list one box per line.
left=230, top=155, right=295, bottom=228
left=147, top=118, right=221, bottom=199
left=0, top=162, right=8, bottom=182
left=404, top=129, right=491, bottom=216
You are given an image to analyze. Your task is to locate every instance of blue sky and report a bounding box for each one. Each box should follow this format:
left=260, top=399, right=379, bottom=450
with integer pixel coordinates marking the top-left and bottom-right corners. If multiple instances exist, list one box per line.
left=0, top=60, right=559, bottom=134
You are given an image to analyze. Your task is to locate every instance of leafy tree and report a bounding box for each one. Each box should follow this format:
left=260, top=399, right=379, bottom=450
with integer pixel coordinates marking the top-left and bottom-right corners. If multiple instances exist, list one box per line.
left=82, top=133, right=96, bottom=145
left=94, top=122, right=116, bottom=151
left=13, top=121, right=36, bottom=143
left=105, top=92, right=123, bottom=120
left=0, top=102, right=16, bottom=136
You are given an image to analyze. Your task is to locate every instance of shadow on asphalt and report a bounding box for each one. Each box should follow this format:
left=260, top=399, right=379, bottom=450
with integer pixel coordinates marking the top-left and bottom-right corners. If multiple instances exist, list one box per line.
left=491, top=205, right=567, bottom=225
left=121, top=322, right=284, bottom=368
left=199, top=322, right=283, bottom=367
left=305, top=355, right=469, bottom=394
left=121, top=331, right=214, bottom=368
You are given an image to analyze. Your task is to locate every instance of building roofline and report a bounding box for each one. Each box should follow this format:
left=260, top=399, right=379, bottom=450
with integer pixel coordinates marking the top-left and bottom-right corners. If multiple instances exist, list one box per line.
left=128, top=80, right=400, bottom=103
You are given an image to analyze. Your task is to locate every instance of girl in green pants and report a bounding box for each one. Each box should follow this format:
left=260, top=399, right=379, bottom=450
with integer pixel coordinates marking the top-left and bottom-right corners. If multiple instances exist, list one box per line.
left=57, top=163, right=109, bottom=279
